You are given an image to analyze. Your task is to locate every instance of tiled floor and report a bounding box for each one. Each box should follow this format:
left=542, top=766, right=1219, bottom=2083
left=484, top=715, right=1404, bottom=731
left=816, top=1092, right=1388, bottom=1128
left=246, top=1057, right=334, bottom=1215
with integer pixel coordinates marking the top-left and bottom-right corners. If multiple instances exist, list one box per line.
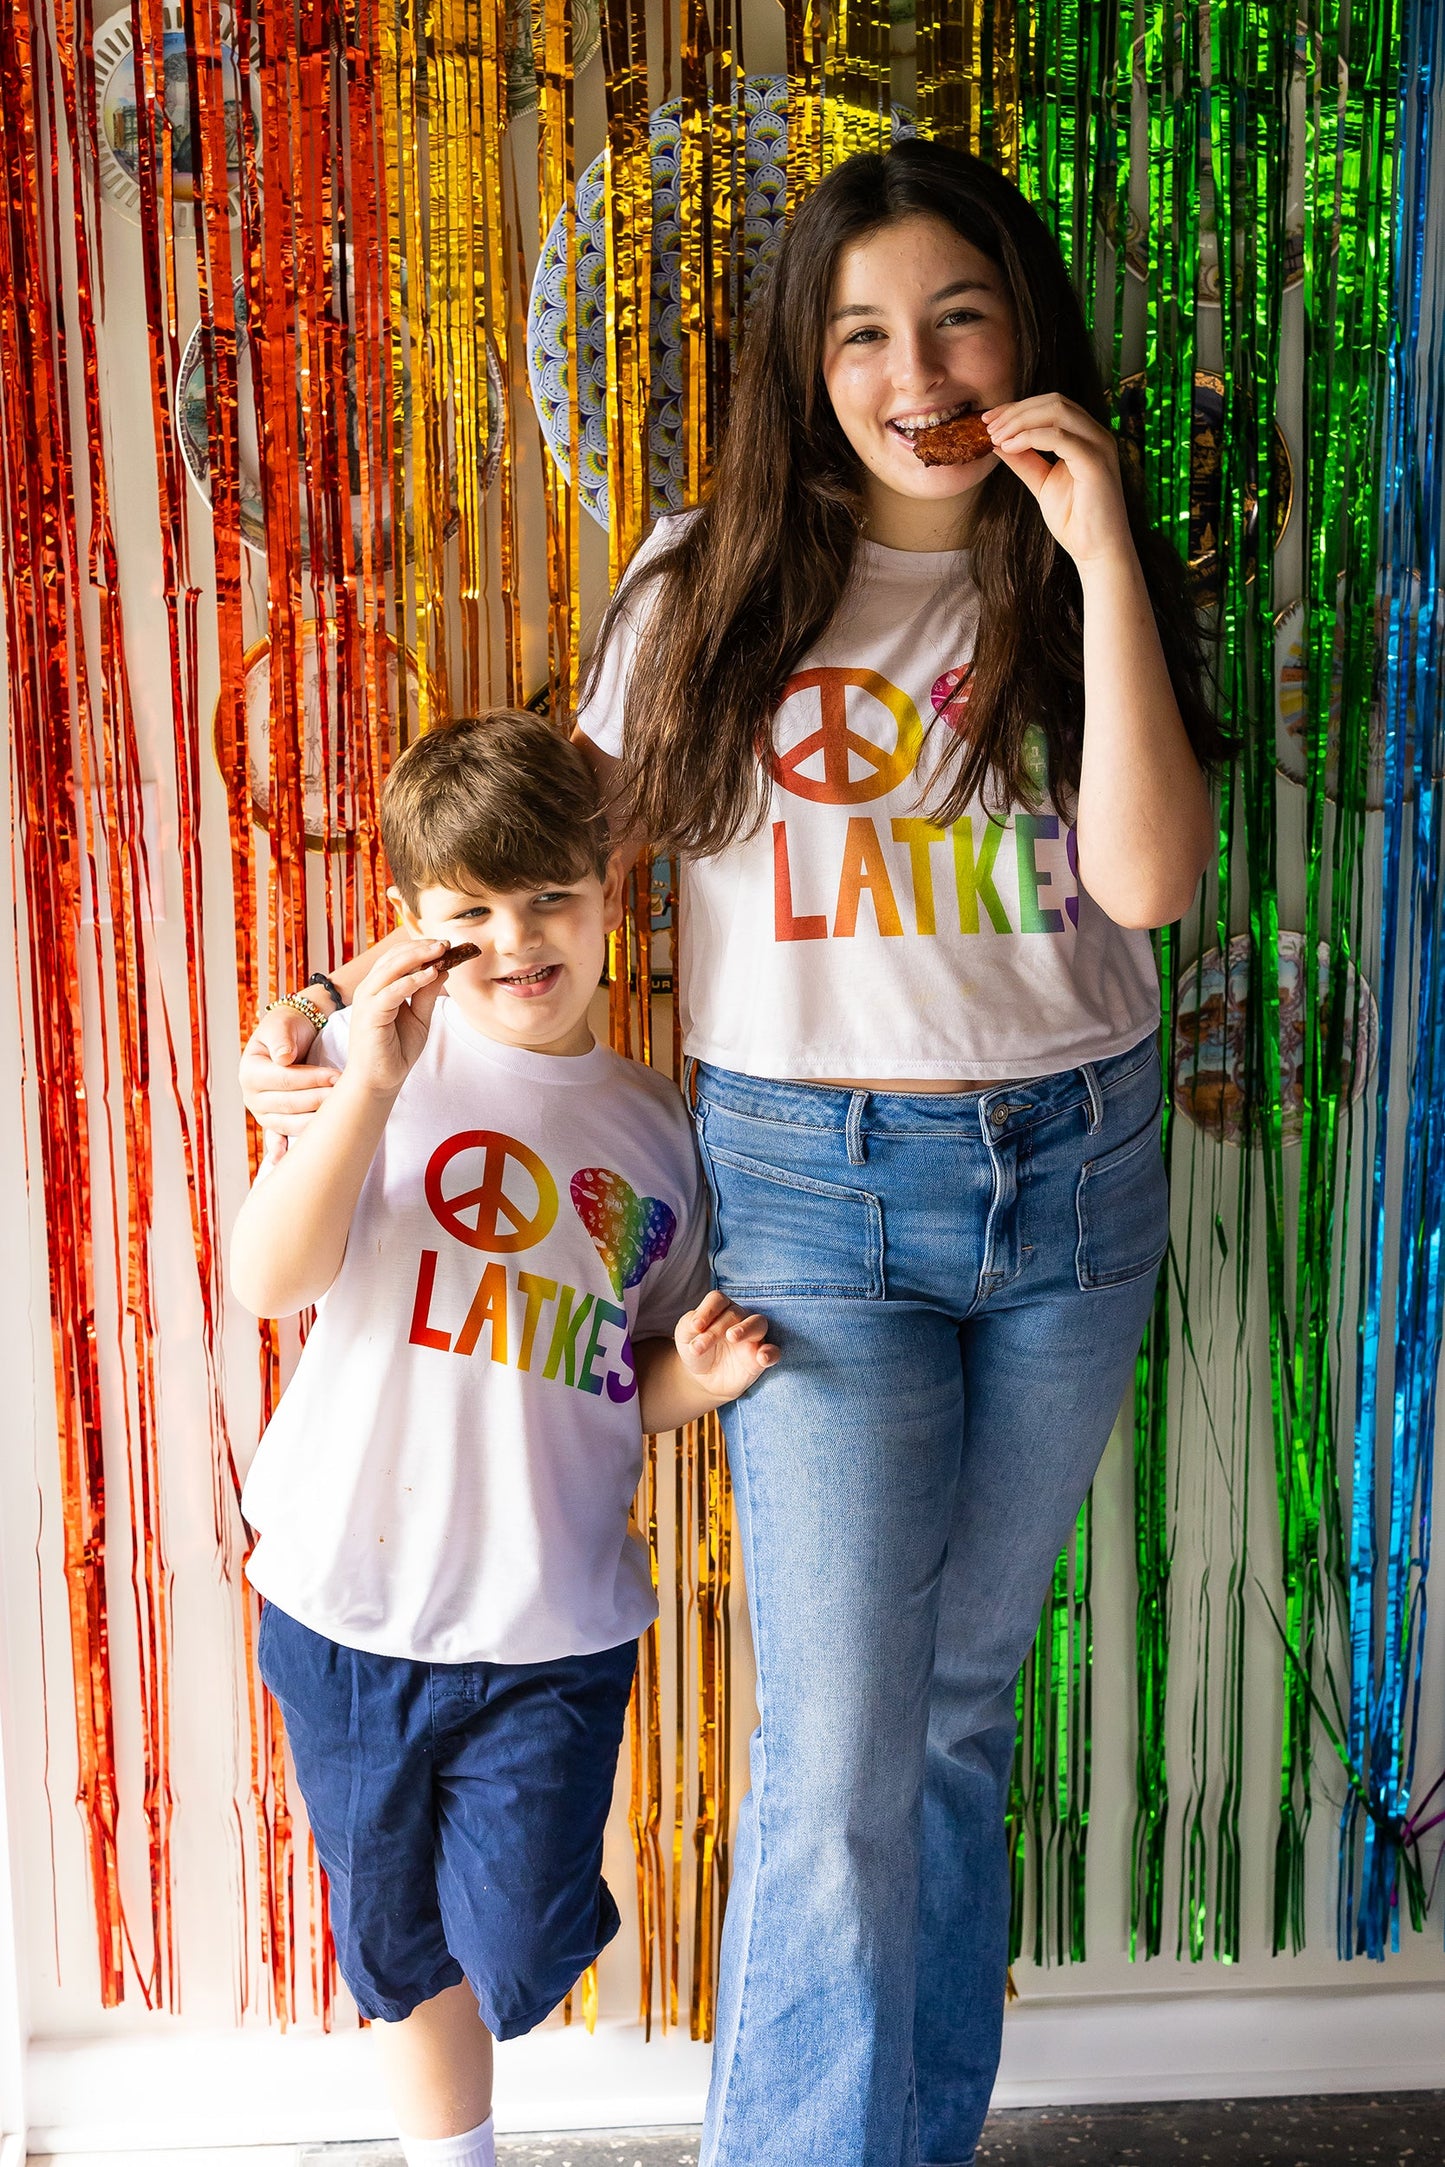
left=301, top=2094, right=1445, bottom=2167
left=967, top=2094, right=1445, bottom=2163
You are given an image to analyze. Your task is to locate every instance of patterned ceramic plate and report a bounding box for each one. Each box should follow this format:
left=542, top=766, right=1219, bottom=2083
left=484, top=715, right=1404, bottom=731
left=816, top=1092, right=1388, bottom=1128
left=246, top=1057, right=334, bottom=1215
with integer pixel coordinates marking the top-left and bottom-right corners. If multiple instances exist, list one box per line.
left=177, top=281, right=266, bottom=552
left=1115, top=369, right=1293, bottom=613
left=1096, top=26, right=1326, bottom=301
left=1096, top=189, right=1310, bottom=304
left=648, top=853, right=676, bottom=986
left=505, top=0, right=602, bottom=115
left=216, top=625, right=425, bottom=846
left=178, top=281, right=501, bottom=563
left=1171, top=931, right=1377, bottom=1148
left=94, top=1, right=250, bottom=232
left=1274, top=575, right=1443, bottom=809
left=527, top=76, right=914, bottom=528
left=869, top=2, right=939, bottom=55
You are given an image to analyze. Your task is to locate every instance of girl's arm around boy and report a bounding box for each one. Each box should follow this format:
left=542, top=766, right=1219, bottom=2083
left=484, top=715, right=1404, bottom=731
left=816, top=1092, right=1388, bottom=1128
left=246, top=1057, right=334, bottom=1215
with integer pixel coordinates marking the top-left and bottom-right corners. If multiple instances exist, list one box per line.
left=229, top=939, right=779, bottom=1427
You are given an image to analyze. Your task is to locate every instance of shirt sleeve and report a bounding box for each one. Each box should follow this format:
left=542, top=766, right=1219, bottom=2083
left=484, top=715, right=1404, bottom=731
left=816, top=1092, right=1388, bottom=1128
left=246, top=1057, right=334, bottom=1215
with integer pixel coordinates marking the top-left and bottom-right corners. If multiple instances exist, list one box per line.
left=316, top=1009, right=351, bottom=1069
left=631, top=1121, right=712, bottom=1340
left=575, top=514, right=692, bottom=759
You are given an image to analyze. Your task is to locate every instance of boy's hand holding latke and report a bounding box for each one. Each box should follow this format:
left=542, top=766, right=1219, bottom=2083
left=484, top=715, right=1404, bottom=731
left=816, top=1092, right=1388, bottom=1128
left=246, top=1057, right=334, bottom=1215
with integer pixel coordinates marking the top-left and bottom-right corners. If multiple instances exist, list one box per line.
left=345, top=940, right=449, bottom=1095
left=674, top=1289, right=778, bottom=1400
left=230, top=940, right=449, bottom=1318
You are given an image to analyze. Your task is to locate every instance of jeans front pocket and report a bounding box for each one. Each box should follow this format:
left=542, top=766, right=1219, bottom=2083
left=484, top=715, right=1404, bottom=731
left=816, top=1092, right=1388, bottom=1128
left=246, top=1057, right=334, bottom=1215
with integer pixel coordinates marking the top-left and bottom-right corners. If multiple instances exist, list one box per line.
left=1074, top=1107, right=1169, bottom=1291
left=700, top=1133, right=885, bottom=1299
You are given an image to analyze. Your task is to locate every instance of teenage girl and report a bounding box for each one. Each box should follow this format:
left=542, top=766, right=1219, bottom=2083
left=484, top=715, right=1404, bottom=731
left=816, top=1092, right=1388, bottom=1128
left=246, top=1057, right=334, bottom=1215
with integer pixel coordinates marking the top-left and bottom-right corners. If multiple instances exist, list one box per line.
left=242, top=140, right=1222, bottom=2167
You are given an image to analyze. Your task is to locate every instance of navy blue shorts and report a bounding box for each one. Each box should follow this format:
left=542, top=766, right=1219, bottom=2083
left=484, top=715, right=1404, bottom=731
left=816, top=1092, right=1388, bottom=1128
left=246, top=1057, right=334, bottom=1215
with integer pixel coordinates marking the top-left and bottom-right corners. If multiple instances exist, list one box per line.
left=257, top=1602, right=636, bottom=2034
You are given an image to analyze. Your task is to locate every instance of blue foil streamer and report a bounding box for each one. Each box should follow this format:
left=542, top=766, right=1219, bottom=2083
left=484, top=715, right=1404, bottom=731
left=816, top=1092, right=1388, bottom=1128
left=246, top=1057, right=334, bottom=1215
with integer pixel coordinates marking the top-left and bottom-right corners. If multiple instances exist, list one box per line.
left=1342, top=0, right=1445, bottom=1961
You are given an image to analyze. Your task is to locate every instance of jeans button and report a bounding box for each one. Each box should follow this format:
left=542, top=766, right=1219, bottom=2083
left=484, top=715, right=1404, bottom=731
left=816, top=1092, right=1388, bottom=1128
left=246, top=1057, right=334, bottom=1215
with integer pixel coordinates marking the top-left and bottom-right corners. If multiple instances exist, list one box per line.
left=990, top=1103, right=1010, bottom=1126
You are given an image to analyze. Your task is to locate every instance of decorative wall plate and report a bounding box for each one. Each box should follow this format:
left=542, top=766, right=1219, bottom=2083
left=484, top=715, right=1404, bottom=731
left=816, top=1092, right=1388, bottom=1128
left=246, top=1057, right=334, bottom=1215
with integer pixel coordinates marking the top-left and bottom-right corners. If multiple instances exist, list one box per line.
left=1095, top=184, right=1309, bottom=298
left=178, top=282, right=499, bottom=564
left=1115, top=369, right=1293, bottom=612
left=1274, top=575, right=1443, bottom=810
left=215, top=625, right=425, bottom=847
left=1094, top=183, right=1150, bottom=284
left=647, top=853, right=676, bottom=987
left=505, top=0, right=602, bottom=116
left=1171, top=931, right=1377, bottom=1148
left=1097, top=25, right=1327, bottom=304
left=178, top=281, right=266, bottom=553
left=860, top=2, right=941, bottom=56
left=527, top=75, right=913, bottom=528
left=94, top=1, right=250, bottom=232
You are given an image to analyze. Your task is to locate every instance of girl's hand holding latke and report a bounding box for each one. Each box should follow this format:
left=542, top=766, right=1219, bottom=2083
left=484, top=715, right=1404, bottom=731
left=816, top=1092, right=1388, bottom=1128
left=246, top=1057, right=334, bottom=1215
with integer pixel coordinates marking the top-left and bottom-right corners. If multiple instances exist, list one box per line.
left=982, top=395, right=1131, bottom=568
left=674, top=1289, right=779, bottom=1402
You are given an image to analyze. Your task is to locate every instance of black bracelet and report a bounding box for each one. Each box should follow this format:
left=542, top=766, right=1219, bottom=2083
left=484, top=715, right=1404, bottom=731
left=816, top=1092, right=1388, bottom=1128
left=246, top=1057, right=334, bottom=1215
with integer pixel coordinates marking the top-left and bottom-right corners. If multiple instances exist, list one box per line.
left=306, top=970, right=347, bottom=1014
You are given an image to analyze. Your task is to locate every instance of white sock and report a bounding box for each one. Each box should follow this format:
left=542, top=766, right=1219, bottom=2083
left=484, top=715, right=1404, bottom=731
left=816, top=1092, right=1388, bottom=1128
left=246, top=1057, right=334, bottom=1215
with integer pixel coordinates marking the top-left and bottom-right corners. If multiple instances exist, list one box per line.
left=397, top=2114, right=495, bottom=2167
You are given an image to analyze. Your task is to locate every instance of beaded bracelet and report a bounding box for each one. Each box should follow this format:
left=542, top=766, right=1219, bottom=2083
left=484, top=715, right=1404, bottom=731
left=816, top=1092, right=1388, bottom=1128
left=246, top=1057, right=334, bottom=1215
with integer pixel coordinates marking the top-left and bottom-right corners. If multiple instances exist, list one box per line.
left=306, top=970, right=346, bottom=1014
left=266, top=991, right=329, bottom=1033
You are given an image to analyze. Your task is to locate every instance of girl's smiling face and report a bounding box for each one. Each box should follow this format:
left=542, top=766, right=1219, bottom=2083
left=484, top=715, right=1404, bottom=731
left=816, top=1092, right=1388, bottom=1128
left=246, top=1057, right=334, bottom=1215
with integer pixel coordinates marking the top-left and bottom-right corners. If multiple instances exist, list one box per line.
left=821, top=212, right=1019, bottom=546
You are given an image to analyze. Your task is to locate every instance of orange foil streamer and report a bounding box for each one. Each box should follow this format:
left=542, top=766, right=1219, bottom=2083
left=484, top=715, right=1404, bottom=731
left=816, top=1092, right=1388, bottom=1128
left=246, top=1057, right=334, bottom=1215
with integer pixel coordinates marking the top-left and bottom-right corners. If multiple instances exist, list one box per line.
left=1, top=0, right=125, bottom=1998
left=0, top=0, right=197, bottom=2006
left=9, top=0, right=762, bottom=2035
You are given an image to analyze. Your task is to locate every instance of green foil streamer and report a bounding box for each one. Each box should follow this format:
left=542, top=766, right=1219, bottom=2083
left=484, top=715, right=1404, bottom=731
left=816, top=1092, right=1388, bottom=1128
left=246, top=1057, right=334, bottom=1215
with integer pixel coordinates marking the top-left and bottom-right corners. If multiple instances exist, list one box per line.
left=1127, top=0, right=1199, bottom=1962
left=965, top=0, right=1403, bottom=1971
left=1284, top=0, right=1398, bottom=1951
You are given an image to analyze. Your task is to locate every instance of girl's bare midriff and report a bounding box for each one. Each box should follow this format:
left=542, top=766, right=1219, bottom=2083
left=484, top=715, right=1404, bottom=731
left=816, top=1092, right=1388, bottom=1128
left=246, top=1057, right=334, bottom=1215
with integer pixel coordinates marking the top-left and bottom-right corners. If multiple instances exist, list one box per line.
left=807, top=1076, right=1019, bottom=1093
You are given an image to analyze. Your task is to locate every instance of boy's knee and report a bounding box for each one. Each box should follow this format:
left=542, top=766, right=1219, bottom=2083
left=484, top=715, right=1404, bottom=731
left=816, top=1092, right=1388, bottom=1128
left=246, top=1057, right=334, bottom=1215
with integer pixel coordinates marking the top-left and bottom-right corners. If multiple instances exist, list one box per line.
left=470, top=1879, right=622, bottom=2041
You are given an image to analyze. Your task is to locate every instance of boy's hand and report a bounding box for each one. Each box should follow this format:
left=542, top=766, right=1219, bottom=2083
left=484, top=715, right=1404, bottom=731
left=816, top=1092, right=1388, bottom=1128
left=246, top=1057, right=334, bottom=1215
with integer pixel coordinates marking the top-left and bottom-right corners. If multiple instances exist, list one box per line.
left=344, top=940, right=447, bottom=1096
left=674, top=1289, right=778, bottom=1403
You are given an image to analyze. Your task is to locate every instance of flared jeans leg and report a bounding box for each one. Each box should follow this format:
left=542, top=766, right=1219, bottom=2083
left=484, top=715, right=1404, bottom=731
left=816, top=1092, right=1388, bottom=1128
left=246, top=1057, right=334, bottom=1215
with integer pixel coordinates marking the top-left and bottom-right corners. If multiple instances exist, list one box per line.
left=691, top=1043, right=1168, bottom=2166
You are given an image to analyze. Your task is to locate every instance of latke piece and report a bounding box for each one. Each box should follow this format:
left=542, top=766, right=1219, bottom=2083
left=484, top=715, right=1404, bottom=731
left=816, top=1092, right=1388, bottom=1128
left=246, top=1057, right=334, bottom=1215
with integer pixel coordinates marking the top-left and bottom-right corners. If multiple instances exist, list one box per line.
left=911, top=410, right=995, bottom=467
left=436, top=941, right=482, bottom=972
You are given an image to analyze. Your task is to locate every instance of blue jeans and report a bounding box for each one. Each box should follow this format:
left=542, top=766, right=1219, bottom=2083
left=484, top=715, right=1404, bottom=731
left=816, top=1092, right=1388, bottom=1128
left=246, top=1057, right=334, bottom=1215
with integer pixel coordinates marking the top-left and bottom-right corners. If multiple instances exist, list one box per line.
left=690, top=1036, right=1168, bottom=2167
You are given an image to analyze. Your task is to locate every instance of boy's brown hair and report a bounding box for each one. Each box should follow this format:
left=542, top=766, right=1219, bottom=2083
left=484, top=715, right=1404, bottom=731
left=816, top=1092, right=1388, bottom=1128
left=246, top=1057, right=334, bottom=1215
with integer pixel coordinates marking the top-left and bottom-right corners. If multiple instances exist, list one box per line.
left=381, top=710, right=610, bottom=907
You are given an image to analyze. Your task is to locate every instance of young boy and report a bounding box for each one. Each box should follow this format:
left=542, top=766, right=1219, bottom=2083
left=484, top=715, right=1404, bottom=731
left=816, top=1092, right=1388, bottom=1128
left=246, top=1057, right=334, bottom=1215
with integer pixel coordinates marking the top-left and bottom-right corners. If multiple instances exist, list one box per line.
left=230, top=713, right=775, bottom=2167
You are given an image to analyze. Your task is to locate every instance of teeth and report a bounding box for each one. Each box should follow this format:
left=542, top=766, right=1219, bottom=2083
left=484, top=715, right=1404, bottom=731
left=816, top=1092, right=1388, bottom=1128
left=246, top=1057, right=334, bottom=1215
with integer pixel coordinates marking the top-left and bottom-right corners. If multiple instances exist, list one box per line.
left=502, top=965, right=555, bottom=985
left=890, top=402, right=974, bottom=436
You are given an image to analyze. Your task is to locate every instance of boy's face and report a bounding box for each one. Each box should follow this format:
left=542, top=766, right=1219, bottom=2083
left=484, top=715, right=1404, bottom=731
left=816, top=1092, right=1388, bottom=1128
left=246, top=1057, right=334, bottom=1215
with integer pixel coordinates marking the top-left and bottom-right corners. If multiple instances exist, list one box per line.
left=395, top=853, right=624, bottom=1058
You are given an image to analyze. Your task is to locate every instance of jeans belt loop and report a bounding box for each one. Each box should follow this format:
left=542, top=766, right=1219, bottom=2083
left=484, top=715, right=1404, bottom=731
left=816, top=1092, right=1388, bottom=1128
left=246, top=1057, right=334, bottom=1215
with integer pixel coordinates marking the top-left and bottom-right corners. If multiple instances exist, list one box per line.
left=683, top=1054, right=698, bottom=1108
left=846, top=1090, right=869, bottom=1166
left=1081, top=1060, right=1105, bottom=1135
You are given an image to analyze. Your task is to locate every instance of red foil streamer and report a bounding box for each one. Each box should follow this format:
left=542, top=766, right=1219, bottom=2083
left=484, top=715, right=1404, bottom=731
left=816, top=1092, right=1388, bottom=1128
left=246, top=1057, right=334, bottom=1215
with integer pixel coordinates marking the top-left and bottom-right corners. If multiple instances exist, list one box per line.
left=1, top=0, right=171, bottom=2006
left=8, top=0, right=741, bottom=2036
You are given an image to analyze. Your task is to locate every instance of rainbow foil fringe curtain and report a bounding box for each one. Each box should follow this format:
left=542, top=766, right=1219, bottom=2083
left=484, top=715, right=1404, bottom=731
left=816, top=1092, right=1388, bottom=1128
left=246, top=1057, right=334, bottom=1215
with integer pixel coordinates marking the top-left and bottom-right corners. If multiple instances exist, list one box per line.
left=0, top=0, right=1442, bottom=2026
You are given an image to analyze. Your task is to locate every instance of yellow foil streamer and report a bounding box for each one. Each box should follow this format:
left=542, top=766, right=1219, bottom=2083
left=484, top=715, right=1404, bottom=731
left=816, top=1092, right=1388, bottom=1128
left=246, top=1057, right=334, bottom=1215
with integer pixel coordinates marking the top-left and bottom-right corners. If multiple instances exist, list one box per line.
left=916, top=0, right=976, bottom=151
left=601, top=0, right=653, bottom=580
left=479, top=0, right=524, bottom=704
left=785, top=0, right=826, bottom=204
left=536, top=0, right=582, bottom=715
left=822, top=0, right=891, bottom=165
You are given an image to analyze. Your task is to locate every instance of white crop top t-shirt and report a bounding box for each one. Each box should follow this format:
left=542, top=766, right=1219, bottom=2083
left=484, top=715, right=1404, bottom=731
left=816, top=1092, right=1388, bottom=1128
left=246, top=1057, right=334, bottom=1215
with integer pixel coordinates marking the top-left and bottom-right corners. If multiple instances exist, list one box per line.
left=577, top=515, right=1161, bottom=1081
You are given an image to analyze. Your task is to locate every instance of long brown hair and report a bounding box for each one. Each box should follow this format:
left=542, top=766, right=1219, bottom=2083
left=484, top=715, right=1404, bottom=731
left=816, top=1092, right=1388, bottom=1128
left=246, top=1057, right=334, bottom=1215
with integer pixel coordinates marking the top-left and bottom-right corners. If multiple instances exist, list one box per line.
left=590, top=139, right=1224, bottom=858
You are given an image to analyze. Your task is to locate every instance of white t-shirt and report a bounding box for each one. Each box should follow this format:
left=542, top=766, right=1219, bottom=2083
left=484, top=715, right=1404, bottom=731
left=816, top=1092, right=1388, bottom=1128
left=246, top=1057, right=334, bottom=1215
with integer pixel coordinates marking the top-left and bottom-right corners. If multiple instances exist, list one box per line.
left=578, top=517, right=1161, bottom=1080
left=241, top=1002, right=710, bottom=1665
